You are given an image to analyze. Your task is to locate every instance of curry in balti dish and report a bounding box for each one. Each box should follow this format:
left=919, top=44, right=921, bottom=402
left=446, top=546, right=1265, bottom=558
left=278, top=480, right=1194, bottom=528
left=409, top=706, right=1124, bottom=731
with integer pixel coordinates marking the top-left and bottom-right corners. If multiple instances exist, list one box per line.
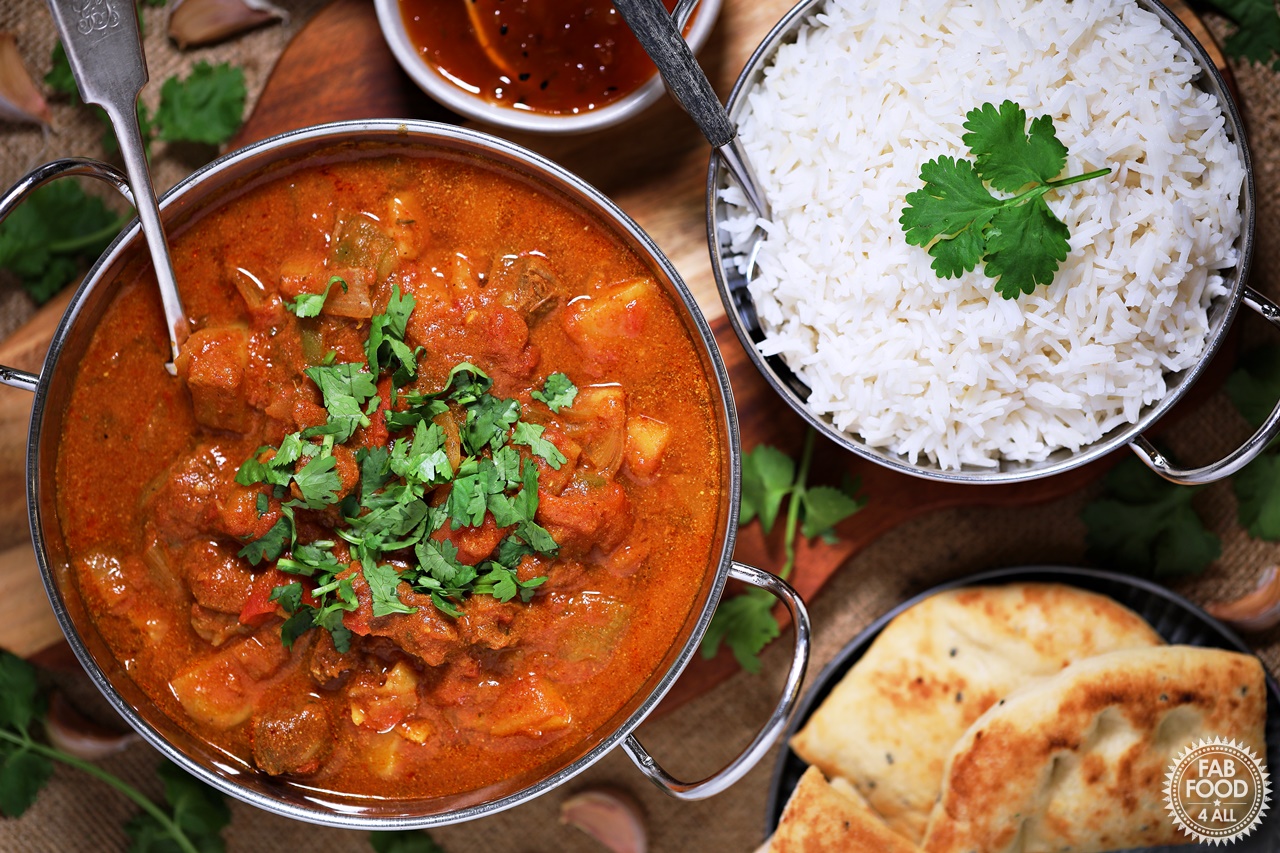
left=55, top=149, right=724, bottom=800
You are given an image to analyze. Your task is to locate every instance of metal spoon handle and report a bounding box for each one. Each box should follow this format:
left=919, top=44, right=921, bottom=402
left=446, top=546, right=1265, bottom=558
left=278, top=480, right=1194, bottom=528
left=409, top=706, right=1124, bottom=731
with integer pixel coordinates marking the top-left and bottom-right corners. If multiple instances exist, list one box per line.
left=44, top=0, right=187, bottom=365
left=612, top=0, right=770, bottom=218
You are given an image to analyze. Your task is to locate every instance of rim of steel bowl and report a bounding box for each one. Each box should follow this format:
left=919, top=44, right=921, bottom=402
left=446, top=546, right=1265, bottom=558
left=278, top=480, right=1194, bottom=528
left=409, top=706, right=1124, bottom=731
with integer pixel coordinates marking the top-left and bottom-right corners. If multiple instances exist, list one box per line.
left=705, top=0, right=1258, bottom=485
left=17, top=120, right=771, bottom=829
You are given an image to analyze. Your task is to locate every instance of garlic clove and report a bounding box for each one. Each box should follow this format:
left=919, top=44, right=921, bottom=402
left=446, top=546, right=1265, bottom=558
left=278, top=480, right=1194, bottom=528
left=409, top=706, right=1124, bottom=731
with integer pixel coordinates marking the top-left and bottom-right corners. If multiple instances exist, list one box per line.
left=0, top=33, right=51, bottom=127
left=559, top=787, right=648, bottom=853
left=1206, top=565, right=1280, bottom=633
left=168, top=0, right=286, bottom=50
left=44, top=691, right=139, bottom=760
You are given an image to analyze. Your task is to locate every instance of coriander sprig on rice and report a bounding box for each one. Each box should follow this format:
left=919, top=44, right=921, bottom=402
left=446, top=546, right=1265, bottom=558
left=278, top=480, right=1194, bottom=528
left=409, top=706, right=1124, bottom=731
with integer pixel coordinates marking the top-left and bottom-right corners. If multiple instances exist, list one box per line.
left=900, top=100, right=1110, bottom=299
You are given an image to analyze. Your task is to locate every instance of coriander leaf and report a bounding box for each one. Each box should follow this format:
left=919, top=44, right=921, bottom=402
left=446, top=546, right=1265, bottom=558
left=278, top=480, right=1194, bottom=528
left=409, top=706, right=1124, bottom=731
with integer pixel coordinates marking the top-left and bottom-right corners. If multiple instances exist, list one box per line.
left=0, top=747, right=54, bottom=818
left=434, top=362, right=492, bottom=404
left=286, top=275, right=346, bottom=318
left=511, top=421, right=566, bottom=469
left=366, top=286, right=417, bottom=373
left=125, top=761, right=230, bottom=853
left=0, top=182, right=126, bottom=304
left=464, top=395, right=521, bottom=454
left=154, top=62, right=246, bottom=146
left=359, top=446, right=393, bottom=497
left=800, top=485, right=863, bottom=540
left=446, top=471, right=488, bottom=529
left=900, top=155, right=1000, bottom=253
left=475, top=565, right=519, bottom=602
left=238, top=516, right=292, bottom=565
left=1226, top=345, right=1280, bottom=428
left=900, top=103, right=1108, bottom=299
left=1208, top=0, right=1280, bottom=69
left=739, top=444, right=795, bottom=533
left=516, top=520, right=557, bottom=555
left=491, top=445, right=523, bottom=487
left=699, top=588, right=780, bottom=674
left=363, top=561, right=415, bottom=617
left=304, top=362, right=377, bottom=442
left=293, top=454, right=341, bottom=509
left=45, top=40, right=76, bottom=97
left=984, top=197, right=1071, bottom=298
left=0, top=652, right=42, bottom=733
left=1233, top=454, right=1280, bottom=540
left=390, top=421, right=452, bottom=486
left=962, top=101, right=1067, bottom=192
left=415, top=538, right=470, bottom=587
left=279, top=610, right=314, bottom=649
left=1081, top=456, right=1219, bottom=578
left=370, top=828, right=447, bottom=853
left=269, top=583, right=304, bottom=613
left=532, top=373, right=578, bottom=412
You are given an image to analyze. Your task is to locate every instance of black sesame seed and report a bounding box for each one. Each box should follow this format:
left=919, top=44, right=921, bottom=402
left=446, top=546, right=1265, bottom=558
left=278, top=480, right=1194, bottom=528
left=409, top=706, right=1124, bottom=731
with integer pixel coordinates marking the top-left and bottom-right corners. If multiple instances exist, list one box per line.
left=955, top=692, right=963, bottom=703
left=518, top=72, right=530, bottom=81
left=949, top=647, right=958, bottom=657
left=885, top=753, right=894, bottom=765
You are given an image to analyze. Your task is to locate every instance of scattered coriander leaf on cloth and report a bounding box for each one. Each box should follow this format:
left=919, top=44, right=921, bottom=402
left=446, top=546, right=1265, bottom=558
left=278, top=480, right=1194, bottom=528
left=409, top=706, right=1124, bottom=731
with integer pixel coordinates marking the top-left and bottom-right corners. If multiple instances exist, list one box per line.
left=125, top=761, right=230, bottom=853
left=800, top=485, right=864, bottom=541
left=1080, top=456, right=1219, bottom=577
left=370, top=829, right=448, bottom=853
left=1233, top=453, right=1280, bottom=540
left=1226, top=344, right=1280, bottom=428
left=0, top=652, right=42, bottom=733
left=0, top=746, right=53, bottom=818
left=154, top=61, right=246, bottom=146
left=1205, top=0, right=1280, bottom=69
left=698, top=588, right=780, bottom=674
left=739, top=444, right=795, bottom=532
left=900, top=100, right=1109, bottom=298
left=0, top=182, right=126, bottom=304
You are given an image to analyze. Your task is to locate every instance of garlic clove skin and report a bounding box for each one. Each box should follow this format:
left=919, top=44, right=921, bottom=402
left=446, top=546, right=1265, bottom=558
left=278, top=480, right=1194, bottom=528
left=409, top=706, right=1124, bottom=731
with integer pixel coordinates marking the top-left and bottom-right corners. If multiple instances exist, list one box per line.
left=1206, top=565, right=1280, bottom=633
left=44, top=691, right=139, bottom=760
left=0, top=33, right=51, bottom=127
left=559, top=787, right=648, bottom=853
left=168, top=0, right=287, bottom=50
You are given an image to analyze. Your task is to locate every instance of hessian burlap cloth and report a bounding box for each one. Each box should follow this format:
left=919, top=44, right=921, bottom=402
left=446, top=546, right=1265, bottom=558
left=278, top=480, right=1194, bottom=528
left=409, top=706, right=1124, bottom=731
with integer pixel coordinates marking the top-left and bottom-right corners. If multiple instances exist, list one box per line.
left=2, top=0, right=1280, bottom=850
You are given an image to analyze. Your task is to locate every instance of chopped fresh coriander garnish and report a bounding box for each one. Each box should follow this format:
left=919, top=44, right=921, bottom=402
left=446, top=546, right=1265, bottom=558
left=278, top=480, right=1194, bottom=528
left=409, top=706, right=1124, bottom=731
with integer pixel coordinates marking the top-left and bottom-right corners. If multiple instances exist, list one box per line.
left=234, top=295, right=581, bottom=649
left=532, top=373, right=578, bottom=412
left=900, top=100, right=1110, bottom=298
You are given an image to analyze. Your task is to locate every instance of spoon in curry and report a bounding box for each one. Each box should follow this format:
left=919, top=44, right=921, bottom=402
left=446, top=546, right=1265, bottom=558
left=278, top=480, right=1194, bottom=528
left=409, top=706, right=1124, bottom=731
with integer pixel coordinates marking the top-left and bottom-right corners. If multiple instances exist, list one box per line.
left=44, top=0, right=188, bottom=373
left=612, top=0, right=770, bottom=220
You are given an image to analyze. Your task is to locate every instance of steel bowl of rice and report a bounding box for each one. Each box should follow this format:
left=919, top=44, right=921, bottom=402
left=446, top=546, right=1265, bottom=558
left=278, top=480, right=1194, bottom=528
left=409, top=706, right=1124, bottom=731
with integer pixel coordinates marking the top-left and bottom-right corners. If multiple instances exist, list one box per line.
left=708, top=0, right=1266, bottom=484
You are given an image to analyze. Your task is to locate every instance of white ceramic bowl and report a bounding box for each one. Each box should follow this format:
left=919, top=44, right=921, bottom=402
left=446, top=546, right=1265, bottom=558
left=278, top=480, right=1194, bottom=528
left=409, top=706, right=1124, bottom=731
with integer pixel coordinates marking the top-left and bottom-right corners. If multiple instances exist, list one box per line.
left=374, top=0, right=721, bottom=134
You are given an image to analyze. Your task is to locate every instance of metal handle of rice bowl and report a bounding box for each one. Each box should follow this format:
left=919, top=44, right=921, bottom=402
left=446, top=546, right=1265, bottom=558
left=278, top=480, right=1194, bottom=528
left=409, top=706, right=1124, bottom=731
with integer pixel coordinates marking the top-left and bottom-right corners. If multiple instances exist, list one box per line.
left=622, top=561, right=810, bottom=799
left=1130, top=286, right=1280, bottom=485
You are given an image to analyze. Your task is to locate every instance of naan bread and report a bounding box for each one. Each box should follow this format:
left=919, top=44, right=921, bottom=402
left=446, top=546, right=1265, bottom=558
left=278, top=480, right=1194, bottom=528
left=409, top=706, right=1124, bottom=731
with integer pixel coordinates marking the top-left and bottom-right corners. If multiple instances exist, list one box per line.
left=790, top=584, right=1164, bottom=841
left=923, top=645, right=1267, bottom=853
left=764, top=766, right=922, bottom=853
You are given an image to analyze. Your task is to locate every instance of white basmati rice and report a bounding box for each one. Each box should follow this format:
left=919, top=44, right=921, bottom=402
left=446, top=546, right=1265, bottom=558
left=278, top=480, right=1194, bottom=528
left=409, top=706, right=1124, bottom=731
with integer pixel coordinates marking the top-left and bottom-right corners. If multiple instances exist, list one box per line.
left=721, top=0, right=1245, bottom=470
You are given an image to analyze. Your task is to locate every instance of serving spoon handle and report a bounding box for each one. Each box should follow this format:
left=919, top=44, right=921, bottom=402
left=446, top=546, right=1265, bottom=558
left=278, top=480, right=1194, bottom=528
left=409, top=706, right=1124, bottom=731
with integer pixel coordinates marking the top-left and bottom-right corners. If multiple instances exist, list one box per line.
left=612, top=0, right=771, bottom=219
left=43, top=0, right=187, bottom=371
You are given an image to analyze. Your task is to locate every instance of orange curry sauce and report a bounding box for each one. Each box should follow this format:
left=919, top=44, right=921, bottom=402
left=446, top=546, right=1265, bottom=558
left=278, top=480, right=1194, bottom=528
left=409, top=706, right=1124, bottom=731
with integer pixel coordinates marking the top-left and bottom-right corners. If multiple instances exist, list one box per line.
left=55, top=151, right=723, bottom=802
left=400, top=0, right=680, bottom=114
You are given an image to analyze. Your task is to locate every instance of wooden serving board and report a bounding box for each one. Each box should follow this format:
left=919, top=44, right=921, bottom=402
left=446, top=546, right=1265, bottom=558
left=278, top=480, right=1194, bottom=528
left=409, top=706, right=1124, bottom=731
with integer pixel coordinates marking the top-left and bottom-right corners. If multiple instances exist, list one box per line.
left=0, top=0, right=1233, bottom=708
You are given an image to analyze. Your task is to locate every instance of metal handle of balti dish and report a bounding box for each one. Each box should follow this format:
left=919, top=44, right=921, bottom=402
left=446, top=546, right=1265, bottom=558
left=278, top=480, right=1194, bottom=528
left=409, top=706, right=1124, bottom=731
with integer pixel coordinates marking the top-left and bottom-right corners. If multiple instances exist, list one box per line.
left=621, top=561, right=810, bottom=800
left=1130, top=286, right=1280, bottom=485
left=0, top=158, right=135, bottom=394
